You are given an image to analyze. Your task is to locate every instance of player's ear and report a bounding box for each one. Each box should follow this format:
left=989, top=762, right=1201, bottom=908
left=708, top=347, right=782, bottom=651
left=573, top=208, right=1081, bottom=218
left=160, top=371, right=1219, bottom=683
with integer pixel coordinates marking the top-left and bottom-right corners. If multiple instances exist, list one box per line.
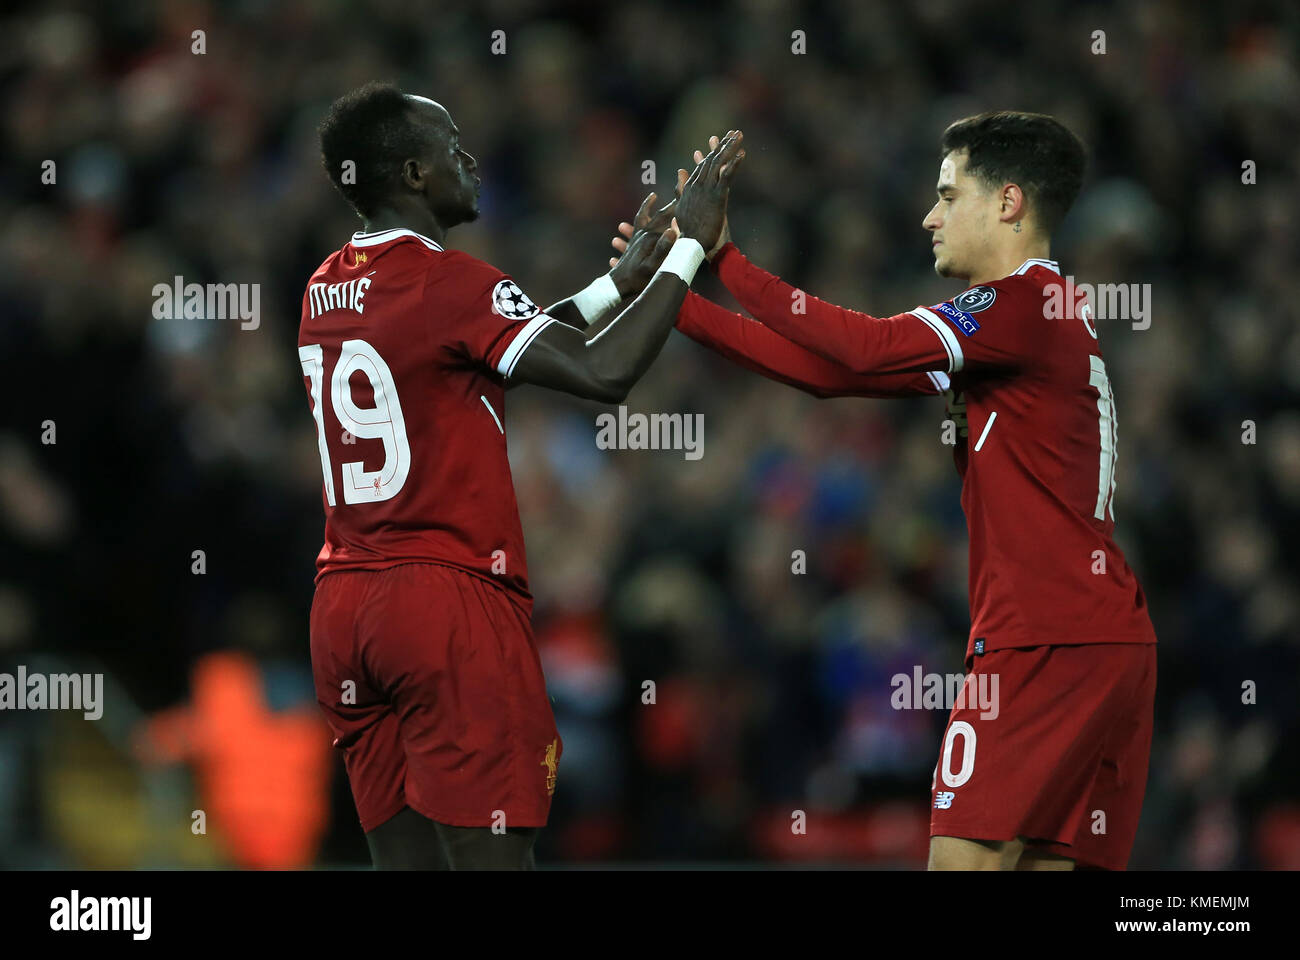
left=400, top=157, right=426, bottom=192
left=998, top=183, right=1028, bottom=224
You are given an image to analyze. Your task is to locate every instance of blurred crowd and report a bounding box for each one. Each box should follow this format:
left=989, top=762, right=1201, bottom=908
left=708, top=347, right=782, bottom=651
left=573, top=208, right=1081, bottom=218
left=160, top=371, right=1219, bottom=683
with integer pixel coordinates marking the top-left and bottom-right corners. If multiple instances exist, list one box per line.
left=1, top=0, right=1298, bottom=868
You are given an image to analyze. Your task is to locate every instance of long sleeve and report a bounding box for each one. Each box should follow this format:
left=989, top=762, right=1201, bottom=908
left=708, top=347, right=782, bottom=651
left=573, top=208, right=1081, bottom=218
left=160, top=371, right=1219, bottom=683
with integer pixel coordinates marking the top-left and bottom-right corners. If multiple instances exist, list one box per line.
left=712, top=243, right=1046, bottom=376
left=676, top=291, right=945, bottom=399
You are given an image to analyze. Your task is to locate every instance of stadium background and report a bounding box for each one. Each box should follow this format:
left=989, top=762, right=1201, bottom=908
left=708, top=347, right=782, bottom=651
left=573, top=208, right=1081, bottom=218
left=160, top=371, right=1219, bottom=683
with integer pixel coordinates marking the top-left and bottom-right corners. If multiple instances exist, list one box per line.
left=1, top=0, right=1297, bottom=869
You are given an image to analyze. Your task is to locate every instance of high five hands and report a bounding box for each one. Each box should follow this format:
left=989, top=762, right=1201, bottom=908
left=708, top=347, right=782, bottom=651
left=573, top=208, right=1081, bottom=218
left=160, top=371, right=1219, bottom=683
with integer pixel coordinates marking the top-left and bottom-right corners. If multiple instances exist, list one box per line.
left=609, top=131, right=745, bottom=278
left=607, top=191, right=682, bottom=297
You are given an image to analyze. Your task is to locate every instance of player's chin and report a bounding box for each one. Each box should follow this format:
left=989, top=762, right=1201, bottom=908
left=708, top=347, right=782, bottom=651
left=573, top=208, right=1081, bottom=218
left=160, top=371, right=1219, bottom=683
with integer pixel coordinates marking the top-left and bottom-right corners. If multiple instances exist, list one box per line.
left=933, top=256, right=956, bottom=278
left=444, top=206, right=479, bottom=228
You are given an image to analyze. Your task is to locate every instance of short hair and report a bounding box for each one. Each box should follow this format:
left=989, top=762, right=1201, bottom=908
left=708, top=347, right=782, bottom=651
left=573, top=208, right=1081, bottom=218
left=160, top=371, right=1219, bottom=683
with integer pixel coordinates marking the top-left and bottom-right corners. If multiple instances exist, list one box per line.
left=318, top=82, right=435, bottom=218
left=940, top=111, right=1086, bottom=235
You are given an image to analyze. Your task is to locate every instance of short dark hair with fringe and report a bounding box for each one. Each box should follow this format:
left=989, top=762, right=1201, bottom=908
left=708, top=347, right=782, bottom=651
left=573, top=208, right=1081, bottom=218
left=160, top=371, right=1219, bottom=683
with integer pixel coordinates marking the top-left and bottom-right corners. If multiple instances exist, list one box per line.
left=940, top=111, right=1086, bottom=235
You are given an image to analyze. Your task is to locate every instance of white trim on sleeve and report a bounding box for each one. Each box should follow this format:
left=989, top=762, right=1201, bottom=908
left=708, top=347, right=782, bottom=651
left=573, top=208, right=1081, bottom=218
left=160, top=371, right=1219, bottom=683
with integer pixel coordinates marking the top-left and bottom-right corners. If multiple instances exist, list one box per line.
left=925, top=371, right=951, bottom=393
left=496, top=313, right=557, bottom=378
left=910, top=307, right=965, bottom=374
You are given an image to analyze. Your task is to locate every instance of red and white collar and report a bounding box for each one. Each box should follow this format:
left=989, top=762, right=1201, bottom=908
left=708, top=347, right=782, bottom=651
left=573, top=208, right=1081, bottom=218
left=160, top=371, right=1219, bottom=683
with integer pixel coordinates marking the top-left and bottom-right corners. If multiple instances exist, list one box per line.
left=350, top=228, right=444, bottom=251
left=1011, top=257, right=1060, bottom=276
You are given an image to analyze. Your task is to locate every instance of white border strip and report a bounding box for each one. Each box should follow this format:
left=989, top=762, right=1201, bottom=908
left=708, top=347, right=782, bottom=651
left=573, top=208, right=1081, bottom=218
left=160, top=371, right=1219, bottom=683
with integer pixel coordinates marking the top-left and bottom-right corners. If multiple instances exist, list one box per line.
left=974, top=410, right=997, bottom=451
left=497, top=314, right=557, bottom=377
left=925, top=371, right=951, bottom=393
left=351, top=228, right=444, bottom=251
left=910, top=307, right=964, bottom=374
left=480, top=395, right=504, bottom=434
left=1013, top=258, right=1060, bottom=276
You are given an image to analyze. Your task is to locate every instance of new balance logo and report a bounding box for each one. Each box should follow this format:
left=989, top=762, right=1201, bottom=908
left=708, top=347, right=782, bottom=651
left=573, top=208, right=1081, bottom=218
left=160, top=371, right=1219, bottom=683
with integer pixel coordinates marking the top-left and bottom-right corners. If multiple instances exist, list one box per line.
left=934, top=791, right=955, bottom=810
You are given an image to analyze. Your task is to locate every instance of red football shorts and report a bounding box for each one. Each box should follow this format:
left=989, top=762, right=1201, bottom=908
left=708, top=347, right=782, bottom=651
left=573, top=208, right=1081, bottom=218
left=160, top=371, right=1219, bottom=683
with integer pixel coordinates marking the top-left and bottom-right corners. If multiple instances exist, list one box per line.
left=929, top=642, right=1156, bottom=870
left=310, top=562, right=562, bottom=832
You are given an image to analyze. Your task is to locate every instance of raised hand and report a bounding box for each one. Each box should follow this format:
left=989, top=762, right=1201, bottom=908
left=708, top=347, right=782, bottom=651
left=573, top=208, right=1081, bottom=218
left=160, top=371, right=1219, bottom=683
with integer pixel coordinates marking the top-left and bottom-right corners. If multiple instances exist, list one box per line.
left=686, top=136, right=733, bottom=259
left=609, top=208, right=681, bottom=297
left=673, top=130, right=744, bottom=254
left=608, top=132, right=744, bottom=267
left=609, top=189, right=677, bottom=271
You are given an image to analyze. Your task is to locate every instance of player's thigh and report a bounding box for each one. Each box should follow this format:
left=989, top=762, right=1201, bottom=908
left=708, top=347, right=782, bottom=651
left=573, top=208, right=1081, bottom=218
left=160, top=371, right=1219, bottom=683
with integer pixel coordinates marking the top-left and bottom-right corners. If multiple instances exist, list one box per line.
left=365, top=806, right=449, bottom=870
left=930, top=834, right=1076, bottom=870
left=434, top=823, right=538, bottom=871
left=1034, top=644, right=1156, bottom=870
left=929, top=645, right=1132, bottom=860
left=361, top=563, right=562, bottom=827
left=311, top=571, right=409, bottom=832
left=928, top=835, right=1024, bottom=870
left=1015, top=845, right=1075, bottom=870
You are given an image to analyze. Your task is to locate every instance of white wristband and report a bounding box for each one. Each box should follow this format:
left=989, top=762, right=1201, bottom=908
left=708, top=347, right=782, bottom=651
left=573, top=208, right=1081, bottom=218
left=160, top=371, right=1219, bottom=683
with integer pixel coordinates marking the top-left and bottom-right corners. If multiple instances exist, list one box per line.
left=571, top=273, right=622, bottom=325
left=657, top=237, right=706, bottom=285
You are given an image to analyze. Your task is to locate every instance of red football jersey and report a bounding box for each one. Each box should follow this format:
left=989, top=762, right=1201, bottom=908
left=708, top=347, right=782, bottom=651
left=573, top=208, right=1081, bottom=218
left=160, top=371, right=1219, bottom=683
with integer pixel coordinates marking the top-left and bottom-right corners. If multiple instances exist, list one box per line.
left=298, top=227, right=557, bottom=606
left=713, top=244, right=1157, bottom=657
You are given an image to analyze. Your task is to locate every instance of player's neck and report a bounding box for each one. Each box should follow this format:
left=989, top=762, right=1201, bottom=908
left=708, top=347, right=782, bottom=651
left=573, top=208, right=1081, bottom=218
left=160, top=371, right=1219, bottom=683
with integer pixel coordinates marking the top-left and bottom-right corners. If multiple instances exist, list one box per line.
left=967, top=238, right=1052, bottom=287
left=363, top=206, right=448, bottom=245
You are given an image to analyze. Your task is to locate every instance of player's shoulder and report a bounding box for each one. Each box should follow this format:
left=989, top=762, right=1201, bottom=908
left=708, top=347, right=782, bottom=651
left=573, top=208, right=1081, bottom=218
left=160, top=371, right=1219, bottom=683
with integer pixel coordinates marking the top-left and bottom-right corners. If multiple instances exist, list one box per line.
left=986, top=258, right=1067, bottom=305
left=429, top=247, right=504, bottom=284
left=927, top=259, right=1062, bottom=334
left=423, top=248, right=512, bottom=307
left=991, top=259, right=1094, bottom=328
left=307, top=248, right=342, bottom=284
left=924, top=280, right=1023, bottom=338
left=425, top=250, right=544, bottom=323
left=978, top=259, right=1065, bottom=306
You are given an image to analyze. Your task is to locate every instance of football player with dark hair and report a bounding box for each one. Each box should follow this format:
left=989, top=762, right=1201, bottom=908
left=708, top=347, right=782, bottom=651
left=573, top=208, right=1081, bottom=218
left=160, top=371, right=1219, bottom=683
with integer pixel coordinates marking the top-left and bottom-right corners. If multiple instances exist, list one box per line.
left=613, top=113, right=1156, bottom=871
left=303, top=81, right=743, bottom=869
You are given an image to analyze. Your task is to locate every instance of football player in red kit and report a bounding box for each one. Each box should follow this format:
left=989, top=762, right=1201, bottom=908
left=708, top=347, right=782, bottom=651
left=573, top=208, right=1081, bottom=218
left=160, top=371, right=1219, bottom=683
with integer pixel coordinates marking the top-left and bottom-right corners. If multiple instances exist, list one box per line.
left=614, top=113, right=1156, bottom=870
left=301, top=81, right=744, bottom=869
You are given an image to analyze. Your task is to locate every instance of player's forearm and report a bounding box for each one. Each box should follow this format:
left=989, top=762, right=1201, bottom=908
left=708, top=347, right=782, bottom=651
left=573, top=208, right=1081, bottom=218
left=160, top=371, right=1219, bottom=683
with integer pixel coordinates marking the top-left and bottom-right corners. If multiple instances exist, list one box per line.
left=676, top=292, right=936, bottom=398
left=577, top=237, right=707, bottom=398
left=581, top=275, right=689, bottom=399
left=677, top=292, right=837, bottom=398
left=543, top=298, right=589, bottom=329
left=712, top=244, right=940, bottom=375
left=545, top=273, right=626, bottom=330
left=509, top=239, right=704, bottom=402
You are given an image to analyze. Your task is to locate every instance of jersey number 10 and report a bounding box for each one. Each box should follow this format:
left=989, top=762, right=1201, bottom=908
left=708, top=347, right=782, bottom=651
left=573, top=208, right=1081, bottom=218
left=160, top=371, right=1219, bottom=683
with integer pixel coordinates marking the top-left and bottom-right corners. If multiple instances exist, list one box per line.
left=300, top=339, right=411, bottom=506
